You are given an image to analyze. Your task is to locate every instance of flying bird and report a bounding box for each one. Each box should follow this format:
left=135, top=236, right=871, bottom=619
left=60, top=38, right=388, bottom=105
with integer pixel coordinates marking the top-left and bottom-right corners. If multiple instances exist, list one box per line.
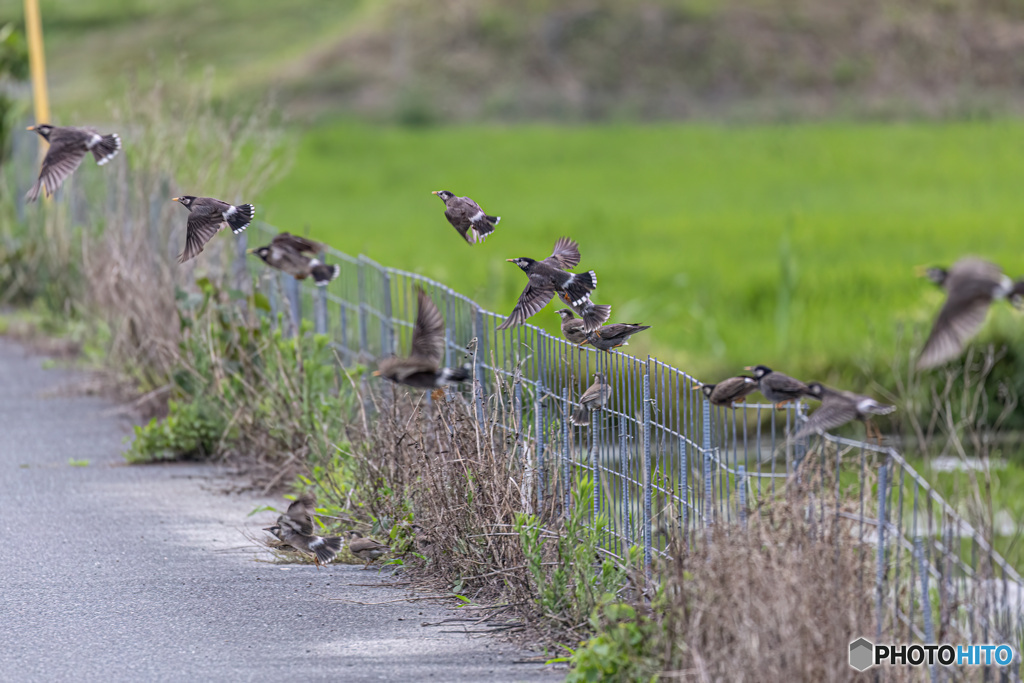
left=375, top=287, right=470, bottom=391
left=793, top=382, right=896, bottom=441
left=583, top=323, right=651, bottom=352
left=25, top=124, right=121, bottom=202
left=173, top=195, right=254, bottom=263
left=570, top=372, right=612, bottom=426
left=432, top=190, right=500, bottom=244
left=692, top=376, right=759, bottom=407
left=499, top=237, right=611, bottom=332
left=263, top=494, right=342, bottom=568
left=745, top=365, right=811, bottom=410
left=917, top=258, right=1024, bottom=370
left=250, top=232, right=340, bottom=286
left=555, top=309, right=588, bottom=345
left=346, top=531, right=390, bottom=570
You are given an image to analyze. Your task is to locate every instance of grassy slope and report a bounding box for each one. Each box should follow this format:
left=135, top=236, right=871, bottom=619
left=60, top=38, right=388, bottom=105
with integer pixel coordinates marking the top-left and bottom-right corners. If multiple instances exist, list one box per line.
left=261, top=120, right=1024, bottom=383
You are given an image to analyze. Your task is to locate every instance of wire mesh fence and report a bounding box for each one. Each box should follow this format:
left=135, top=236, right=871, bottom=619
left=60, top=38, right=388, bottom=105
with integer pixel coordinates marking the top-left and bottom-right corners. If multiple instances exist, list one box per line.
left=240, top=222, right=1024, bottom=674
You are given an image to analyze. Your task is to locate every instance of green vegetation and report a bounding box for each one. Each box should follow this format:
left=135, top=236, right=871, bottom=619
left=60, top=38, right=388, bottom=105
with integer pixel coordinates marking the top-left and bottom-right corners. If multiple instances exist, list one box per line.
left=263, top=119, right=1024, bottom=385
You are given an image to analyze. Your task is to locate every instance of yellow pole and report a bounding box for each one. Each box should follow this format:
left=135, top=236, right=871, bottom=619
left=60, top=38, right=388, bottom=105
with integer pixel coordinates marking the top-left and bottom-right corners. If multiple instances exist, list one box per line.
left=24, top=0, right=51, bottom=160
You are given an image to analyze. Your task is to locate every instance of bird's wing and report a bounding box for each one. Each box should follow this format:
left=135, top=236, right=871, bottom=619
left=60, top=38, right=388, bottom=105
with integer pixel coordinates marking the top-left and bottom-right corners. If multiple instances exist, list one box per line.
left=947, top=258, right=1003, bottom=289
left=34, top=135, right=88, bottom=198
left=765, top=373, right=807, bottom=395
left=284, top=494, right=316, bottom=536
left=444, top=203, right=474, bottom=243
left=349, top=537, right=389, bottom=552
left=794, top=397, right=859, bottom=439
left=179, top=204, right=226, bottom=263
left=580, top=379, right=610, bottom=406
left=497, top=279, right=555, bottom=329
left=542, top=237, right=581, bottom=270
left=917, top=295, right=992, bottom=370
left=409, top=288, right=446, bottom=364
left=271, top=232, right=322, bottom=255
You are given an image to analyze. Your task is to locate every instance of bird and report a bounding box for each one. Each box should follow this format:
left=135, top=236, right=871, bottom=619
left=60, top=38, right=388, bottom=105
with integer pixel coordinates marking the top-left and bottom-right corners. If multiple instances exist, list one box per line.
left=346, top=531, right=390, bottom=569
left=263, top=494, right=342, bottom=568
left=916, top=258, right=1024, bottom=370
left=570, top=372, right=612, bottom=426
left=745, top=365, right=811, bottom=410
left=432, top=190, right=500, bottom=244
left=583, top=323, right=651, bottom=352
left=555, top=309, right=588, bottom=344
left=692, top=376, right=759, bottom=407
left=793, top=382, right=896, bottom=441
left=375, top=287, right=470, bottom=392
left=498, top=237, right=611, bottom=332
left=25, top=124, right=121, bottom=202
left=173, top=195, right=255, bottom=263
left=250, top=232, right=340, bottom=286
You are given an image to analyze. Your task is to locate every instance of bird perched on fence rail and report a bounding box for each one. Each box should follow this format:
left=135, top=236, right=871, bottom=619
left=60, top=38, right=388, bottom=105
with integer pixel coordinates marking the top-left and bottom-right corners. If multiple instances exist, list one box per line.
left=499, top=237, right=611, bottom=332
left=173, top=195, right=254, bottom=263
left=571, top=372, right=612, bottom=426
left=432, top=190, right=500, bottom=244
left=555, top=309, right=588, bottom=345
left=250, top=232, right=340, bottom=286
left=25, top=124, right=120, bottom=202
left=745, top=365, right=811, bottom=410
left=375, top=287, right=470, bottom=395
left=916, top=258, right=1024, bottom=370
left=346, top=531, right=390, bottom=569
left=692, top=376, right=759, bottom=407
left=583, top=323, right=651, bottom=352
left=793, top=382, right=896, bottom=442
left=263, top=494, right=342, bottom=568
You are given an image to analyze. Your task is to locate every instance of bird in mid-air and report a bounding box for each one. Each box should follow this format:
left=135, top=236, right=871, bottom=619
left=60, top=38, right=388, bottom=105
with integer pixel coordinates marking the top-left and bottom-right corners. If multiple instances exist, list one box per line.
left=745, top=365, right=811, bottom=410
left=916, top=258, right=1024, bottom=370
left=263, top=494, right=342, bottom=568
left=375, top=287, right=470, bottom=394
left=432, top=190, right=500, bottom=244
left=583, top=323, right=651, bottom=352
left=346, top=531, right=390, bottom=569
left=692, top=376, right=759, bottom=407
left=173, top=195, right=255, bottom=263
left=793, top=382, right=896, bottom=442
left=250, top=232, right=340, bottom=286
left=570, top=372, right=612, bottom=426
left=25, top=124, right=121, bottom=202
left=499, top=237, right=611, bottom=332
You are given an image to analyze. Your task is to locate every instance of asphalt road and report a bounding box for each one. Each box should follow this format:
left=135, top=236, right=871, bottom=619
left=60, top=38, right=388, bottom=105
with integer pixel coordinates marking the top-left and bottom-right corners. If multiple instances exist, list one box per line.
left=0, top=339, right=560, bottom=683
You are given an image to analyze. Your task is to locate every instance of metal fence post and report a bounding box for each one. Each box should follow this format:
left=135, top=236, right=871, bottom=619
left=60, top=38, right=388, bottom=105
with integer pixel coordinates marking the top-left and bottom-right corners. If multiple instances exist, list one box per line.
left=876, top=460, right=889, bottom=644
left=562, top=386, right=571, bottom=514
left=283, top=274, right=301, bottom=337
left=643, top=367, right=653, bottom=578
left=535, top=382, right=545, bottom=511
left=737, top=465, right=747, bottom=527
left=680, top=437, right=688, bottom=551
left=339, top=303, right=349, bottom=358
left=233, top=232, right=249, bottom=294
left=472, top=308, right=486, bottom=429
left=357, top=258, right=368, bottom=355
left=591, top=408, right=600, bottom=524
left=702, top=398, right=713, bottom=530
left=915, top=536, right=937, bottom=683
left=380, top=270, right=394, bottom=356
left=268, top=274, right=279, bottom=331
left=314, top=286, right=328, bottom=335
left=620, top=413, right=631, bottom=549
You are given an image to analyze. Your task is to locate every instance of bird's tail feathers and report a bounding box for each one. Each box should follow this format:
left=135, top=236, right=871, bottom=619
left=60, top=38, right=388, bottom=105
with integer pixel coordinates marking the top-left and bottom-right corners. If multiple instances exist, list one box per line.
left=578, top=303, right=612, bottom=332
left=441, top=365, right=471, bottom=384
left=24, top=180, right=44, bottom=203
left=310, top=536, right=343, bottom=564
left=311, top=264, right=340, bottom=286
left=92, top=133, right=121, bottom=166
left=225, top=203, right=255, bottom=234
left=570, top=406, right=591, bottom=426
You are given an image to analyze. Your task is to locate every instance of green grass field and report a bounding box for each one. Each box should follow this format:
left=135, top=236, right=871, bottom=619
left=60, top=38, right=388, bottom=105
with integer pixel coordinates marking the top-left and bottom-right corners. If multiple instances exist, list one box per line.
left=261, top=120, right=1024, bottom=384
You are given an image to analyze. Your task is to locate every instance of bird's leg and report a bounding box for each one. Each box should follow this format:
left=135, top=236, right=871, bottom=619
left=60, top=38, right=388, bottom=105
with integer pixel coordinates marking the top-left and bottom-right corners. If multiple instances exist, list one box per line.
left=362, top=560, right=371, bottom=570
left=775, top=401, right=791, bottom=411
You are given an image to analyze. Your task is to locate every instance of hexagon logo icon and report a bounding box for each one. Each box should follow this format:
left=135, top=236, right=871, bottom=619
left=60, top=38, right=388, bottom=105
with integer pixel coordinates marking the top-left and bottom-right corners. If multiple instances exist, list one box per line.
left=849, top=638, right=874, bottom=671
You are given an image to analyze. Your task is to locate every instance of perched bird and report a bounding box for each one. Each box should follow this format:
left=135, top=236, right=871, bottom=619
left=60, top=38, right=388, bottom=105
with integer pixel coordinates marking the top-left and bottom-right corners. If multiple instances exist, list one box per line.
left=793, top=382, right=896, bottom=441
left=346, top=531, right=389, bottom=570
left=692, top=376, right=759, bottom=407
left=499, top=237, right=611, bottom=332
left=173, top=195, right=255, bottom=263
left=263, top=494, right=342, bottom=568
left=570, top=372, right=612, bottom=426
left=25, top=124, right=121, bottom=202
left=917, top=258, right=1024, bottom=370
left=250, top=232, right=340, bottom=286
left=745, top=365, right=810, bottom=410
left=583, top=323, right=651, bottom=352
left=375, top=287, right=470, bottom=391
left=432, top=190, right=500, bottom=244
left=555, top=309, right=588, bottom=345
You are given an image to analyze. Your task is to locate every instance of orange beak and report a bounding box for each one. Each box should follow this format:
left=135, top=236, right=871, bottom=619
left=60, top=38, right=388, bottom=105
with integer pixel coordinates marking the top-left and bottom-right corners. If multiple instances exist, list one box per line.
left=26, top=125, right=35, bottom=131
left=171, top=197, right=180, bottom=202
left=690, top=384, right=704, bottom=391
